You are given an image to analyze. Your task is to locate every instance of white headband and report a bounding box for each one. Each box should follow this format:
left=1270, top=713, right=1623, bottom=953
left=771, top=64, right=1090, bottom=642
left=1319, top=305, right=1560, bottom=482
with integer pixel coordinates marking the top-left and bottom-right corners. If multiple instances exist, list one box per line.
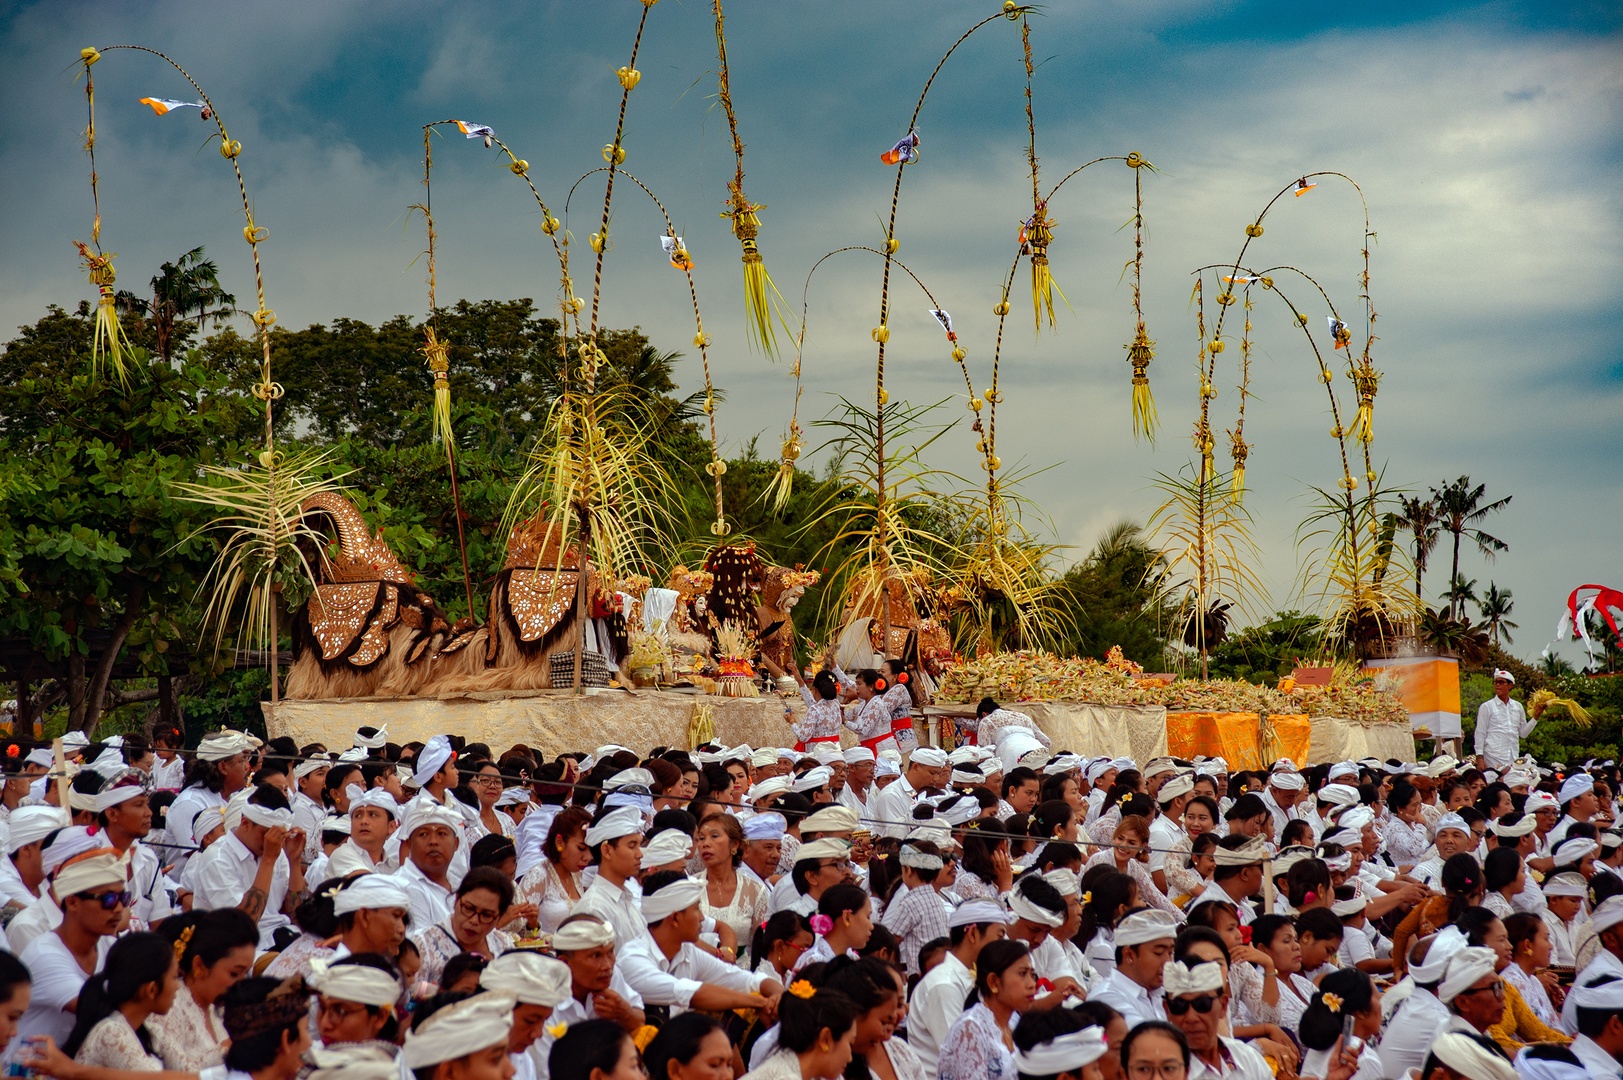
left=1553, top=838, right=1599, bottom=867
left=1012, top=1025, right=1109, bottom=1075
left=409, top=735, right=454, bottom=789
left=333, top=872, right=412, bottom=914
left=1041, top=869, right=1079, bottom=898
left=197, top=730, right=253, bottom=762
left=1492, top=815, right=1537, bottom=838
left=400, top=991, right=516, bottom=1069
left=480, top=952, right=571, bottom=1008
left=400, top=800, right=462, bottom=841
left=1433, top=1033, right=1517, bottom=1080
left=354, top=726, right=389, bottom=750
left=899, top=845, right=944, bottom=871
left=94, top=780, right=148, bottom=813
left=1212, top=837, right=1270, bottom=867
left=243, top=802, right=295, bottom=830
left=641, top=879, right=704, bottom=923
left=584, top=806, right=643, bottom=848
left=294, top=757, right=331, bottom=781
left=6, top=806, right=67, bottom=854
left=1115, top=908, right=1179, bottom=946
left=640, top=829, right=692, bottom=869
left=1409, top=925, right=1468, bottom=984
left=551, top=918, right=615, bottom=951
left=1162, top=960, right=1225, bottom=997
left=949, top=898, right=1010, bottom=928
left=743, top=813, right=786, bottom=841
left=309, top=957, right=400, bottom=1008
left=347, top=785, right=402, bottom=819
left=1437, top=945, right=1498, bottom=1004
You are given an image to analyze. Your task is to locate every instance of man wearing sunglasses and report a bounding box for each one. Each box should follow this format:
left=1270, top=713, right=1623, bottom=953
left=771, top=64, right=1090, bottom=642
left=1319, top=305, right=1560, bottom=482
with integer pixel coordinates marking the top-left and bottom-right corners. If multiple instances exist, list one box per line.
left=13, top=846, right=128, bottom=1056
left=1438, top=944, right=1506, bottom=1037
left=1162, top=959, right=1273, bottom=1080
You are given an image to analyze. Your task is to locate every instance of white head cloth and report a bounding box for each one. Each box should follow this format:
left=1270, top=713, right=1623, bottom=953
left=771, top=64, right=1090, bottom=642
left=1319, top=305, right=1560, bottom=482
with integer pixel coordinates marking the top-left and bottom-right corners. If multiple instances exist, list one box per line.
left=320, top=814, right=352, bottom=835
left=480, top=951, right=571, bottom=1008
left=743, top=813, right=786, bottom=841
left=1524, top=792, right=1560, bottom=814
left=347, top=784, right=402, bottom=819
left=1408, top=925, right=1468, bottom=984
left=192, top=806, right=227, bottom=844
left=583, top=806, right=643, bottom=848
left=1492, top=815, right=1537, bottom=838
left=843, top=746, right=876, bottom=765
left=294, top=756, right=331, bottom=781
left=641, top=878, right=705, bottom=923
left=1431, top=1032, right=1517, bottom=1080
left=1590, top=895, right=1623, bottom=933
left=1157, top=774, right=1194, bottom=804
left=640, top=829, right=692, bottom=869
left=909, top=747, right=948, bottom=769
left=1492, top=668, right=1515, bottom=684
left=1558, top=773, right=1594, bottom=803
left=309, top=957, right=400, bottom=1007
left=1013, top=1025, right=1109, bottom=1076
left=1317, top=784, right=1360, bottom=808
left=401, top=990, right=516, bottom=1069
left=792, top=766, right=832, bottom=794
left=1041, top=869, right=1079, bottom=898
left=1162, top=960, right=1226, bottom=997
left=899, top=844, right=944, bottom=871
left=409, top=735, right=454, bottom=788
left=400, top=800, right=462, bottom=842
left=949, top=898, right=1010, bottom=928
left=1543, top=871, right=1586, bottom=898
left=333, top=872, right=412, bottom=914
left=1213, top=836, right=1270, bottom=867
left=1433, top=812, right=1470, bottom=836
left=551, top=917, right=615, bottom=951
left=801, top=805, right=859, bottom=834
left=94, top=775, right=149, bottom=813
left=242, top=798, right=294, bottom=830
left=1338, top=806, right=1375, bottom=832
left=1437, top=945, right=1498, bottom=1004
left=51, top=848, right=128, bottom=901
left=6, top=805, right=67, bottom=854
left=1553, top=838, right=1598, bottom=867
left=747, top=777, right=791, bottom=803
left=197, top=730, right=253, bottom=762
left=354, top=726, right=390, bottom=751
left=1114, top=908, right=1179, bottom=947
left=304, top=1043, right=399, bottom=1080
left=495, top=787, right=530, bottom=809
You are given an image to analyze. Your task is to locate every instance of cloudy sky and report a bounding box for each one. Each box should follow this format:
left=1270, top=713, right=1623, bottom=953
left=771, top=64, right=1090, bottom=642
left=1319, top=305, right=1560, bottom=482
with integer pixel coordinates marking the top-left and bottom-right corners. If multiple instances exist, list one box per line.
left=3, top=0, right=1618, bottom=667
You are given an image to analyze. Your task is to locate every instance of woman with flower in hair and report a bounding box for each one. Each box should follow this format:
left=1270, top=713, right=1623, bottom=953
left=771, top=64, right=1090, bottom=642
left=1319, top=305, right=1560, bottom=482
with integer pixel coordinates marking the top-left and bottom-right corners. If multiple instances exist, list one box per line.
left=1082, top=809, right=1183, bottom=919
left=147, top=909, right=261, bottom=1072
left=936, top=940, right=1037, bottom=1080
left=1297, top=968, right=1383, bottom=1080
left=794, top=883, right=873, bottom=972
left=953, top=817, right=1013, bottom=901
left=843, top=670, right=900, bottom=759
left=879, top=659, right=918, bottom=756
left=738, top=978, right=862, bottom=1080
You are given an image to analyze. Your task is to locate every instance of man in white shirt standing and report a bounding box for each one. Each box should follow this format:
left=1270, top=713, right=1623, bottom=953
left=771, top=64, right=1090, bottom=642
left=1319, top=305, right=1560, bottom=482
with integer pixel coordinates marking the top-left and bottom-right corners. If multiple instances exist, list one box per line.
left=1087, top=908, right=1178, bottom=1028
left=908, top=898, right=1008, bottom=1076
left=1473, top=669, right=1540, bottom=770
left=392, top=799, right=463, bottom=933
left=194, top=783, right=306, bottom=951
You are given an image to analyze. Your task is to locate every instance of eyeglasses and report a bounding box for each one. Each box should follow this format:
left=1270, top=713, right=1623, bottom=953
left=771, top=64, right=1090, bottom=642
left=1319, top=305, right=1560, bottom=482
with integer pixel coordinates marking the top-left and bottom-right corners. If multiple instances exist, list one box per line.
left=457, top=899, right=501, bottom=925
left=1460, top=979, right=1505, bottom=1001
left=1129, top=1063, right=1186, bottom=1079
left=1166, top=994, right=1220, bottom=1015
left=471, top=775, right=504, bottom=787
left=76, top=889, right=132, bottom=910
left=318, top=999, right=370, bottom=1022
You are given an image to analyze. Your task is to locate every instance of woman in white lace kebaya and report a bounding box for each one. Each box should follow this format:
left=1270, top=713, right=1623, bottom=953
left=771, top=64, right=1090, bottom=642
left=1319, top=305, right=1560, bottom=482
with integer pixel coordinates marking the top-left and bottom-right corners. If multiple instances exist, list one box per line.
left=693, top=813, right=768, bottom=960
left=937, top=940, right=1039, bottom=1080
left=1382, top=784, right=1432, bottom=869
left=975, top=705, right=1051, bottom=757
left=1082, top=816, right=1184, bottom=920
left=148, top=909, right=260, bottom=1072
left=465, top=760, right=517, bottom=840
left=60, top=932, right=180, bottom=1073
left=517, top=806, right=593, bottom=935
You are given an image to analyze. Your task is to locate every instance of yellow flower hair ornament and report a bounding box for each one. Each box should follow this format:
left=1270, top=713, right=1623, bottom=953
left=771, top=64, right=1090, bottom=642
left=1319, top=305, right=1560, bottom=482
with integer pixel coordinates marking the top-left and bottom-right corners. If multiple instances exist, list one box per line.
left=545, top=1021, right=567, bottom=1039
left=1080, top=891, right=1092, bottom=905
left=789, top=980, right=817, bottom=1000
left=172, top=925, right=194, bottom=962
left=1119, top=794, right=1133, bottom=806
left=1322, top=992, right=1343, bottom=1014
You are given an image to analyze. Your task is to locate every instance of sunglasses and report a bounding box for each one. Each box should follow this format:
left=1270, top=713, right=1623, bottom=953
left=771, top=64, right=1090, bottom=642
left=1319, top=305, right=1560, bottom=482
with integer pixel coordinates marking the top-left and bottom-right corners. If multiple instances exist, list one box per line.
left=1166, top=994, right=1220, bottom=1016
left=76, top=889, right=132, bottom=910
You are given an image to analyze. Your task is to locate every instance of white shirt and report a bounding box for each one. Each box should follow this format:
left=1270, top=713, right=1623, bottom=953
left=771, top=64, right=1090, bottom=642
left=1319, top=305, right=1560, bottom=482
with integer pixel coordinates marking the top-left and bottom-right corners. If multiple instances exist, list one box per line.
left=193, top=830, right=291, bottom=950
left=395, top=857, right=455, bottom=933
left=166, top=784, right=227, bottom=876
left=838, top=783, right=874, bottom=826
left=126, top=840, right=176, bottom=927
left=0, top=854, right=39, bottom=908
left=1566, top=948, right=1623, bottom=1032
left=1193, top=879, right=1256, bottom=924
left=1542, top=910, right=1585, bottom=969
left=1474, top=695, right=1536, bottom=770
left=907, top=951, right=973, bottom=1077
left=617, top=935, right=769, bottom=1013
left=530, top=971, right=643, bottom=1078
left=1377, top=986, right=1450, bottom=1079
left=290, top=790, right=326, bottom=867
left=572, top=873, right=648, bottom=953
left=871, top=775, right=920, bottom=839
left=5, top=890, right=59, bottom=955
left=12, top=931, right=114, bottom=1062
left=1087, top=968, right=1166, bottom=1029
left=1187, top=1037, right=1274, bottom=1080
left=1148, top=814, right=1182, bottom=873
left=1569, top=1034, right=1623, bottom=1080
left=150, top=755, right=186, bottom=791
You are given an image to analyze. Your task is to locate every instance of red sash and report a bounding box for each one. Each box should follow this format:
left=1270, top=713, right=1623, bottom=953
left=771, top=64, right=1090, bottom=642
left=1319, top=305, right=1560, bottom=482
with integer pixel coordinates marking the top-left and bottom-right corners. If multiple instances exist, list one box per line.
left=792, top=736, right=841, bottom=753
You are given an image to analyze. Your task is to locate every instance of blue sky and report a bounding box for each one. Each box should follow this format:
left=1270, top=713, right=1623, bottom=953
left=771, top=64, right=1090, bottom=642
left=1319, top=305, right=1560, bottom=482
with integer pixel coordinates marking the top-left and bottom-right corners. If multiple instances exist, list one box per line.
left=2, top=0, right=1619, bottom=667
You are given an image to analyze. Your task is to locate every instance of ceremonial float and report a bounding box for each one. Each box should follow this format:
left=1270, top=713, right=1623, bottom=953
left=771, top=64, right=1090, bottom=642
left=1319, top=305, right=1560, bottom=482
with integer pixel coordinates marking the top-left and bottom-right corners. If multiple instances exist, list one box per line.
left=69, top=1, right=1419, bottom=763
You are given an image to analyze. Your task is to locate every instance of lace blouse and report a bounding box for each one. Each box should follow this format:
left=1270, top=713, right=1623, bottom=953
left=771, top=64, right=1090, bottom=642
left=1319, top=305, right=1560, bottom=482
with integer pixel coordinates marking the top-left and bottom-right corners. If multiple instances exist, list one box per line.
left=75, top=1014, right=161, bottom=1071
left=976, top=710, right=1050, bottom=754
left=1164, top=833, right=1206, bottom=901
left=518, top=859, right=582, bottom=935
left=952, top=869, right=1001, bottom=902
left=1502, top=962, right=1562, bottom=1032
left=148, top=987, right=227, bottom=1071
left=793, top=688, right=846, bottom=745
left=694, top=870, right=768, bottom=960
left=874, top=1038, right=929, bottom=1080
left=1383, top=818, right=1431, bottom=868
left=1228, top=958, right=1266, bottom=1028
left=412, top=920, right=511, bottom=992
left=1082, top=849, right=1183, bottom=919
left=467, top=809, right=516, bottom=841
left=1244, top=968, right=1314, bottom=1031
left=937, top=1002, right=1017, bottom=1080
left=262, top=933, right=336, bottom=980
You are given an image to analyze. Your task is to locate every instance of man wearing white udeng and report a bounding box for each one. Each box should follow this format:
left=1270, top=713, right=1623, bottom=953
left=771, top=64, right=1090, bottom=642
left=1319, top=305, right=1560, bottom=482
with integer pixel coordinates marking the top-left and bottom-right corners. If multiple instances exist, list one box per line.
left=1473, top=669, right=1540, bottom=771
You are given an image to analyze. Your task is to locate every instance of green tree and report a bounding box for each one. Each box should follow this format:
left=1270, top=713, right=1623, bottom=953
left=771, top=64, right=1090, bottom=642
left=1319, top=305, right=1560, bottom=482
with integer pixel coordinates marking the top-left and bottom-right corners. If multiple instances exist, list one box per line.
left=1443, top=575, right=1478, bottom=619
left=0, top=306, right=261, bottom=733
left=1430, top=477, right=1511, bottom=619
left=1203, top=611, right=1325, bottom=683
left=1396, top=494, right=1441, bottom=600
left=1053, top=521, right=1169, bottom=669
left=1478, top=582, right=1516, bottom=646
left=115, top=246, right=237, bottom=364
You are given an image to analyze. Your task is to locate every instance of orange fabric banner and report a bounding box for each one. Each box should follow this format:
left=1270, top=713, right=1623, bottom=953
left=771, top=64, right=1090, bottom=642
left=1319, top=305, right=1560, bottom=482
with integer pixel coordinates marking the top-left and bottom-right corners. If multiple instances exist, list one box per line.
left=1167, top=712, right=1310, bottom=771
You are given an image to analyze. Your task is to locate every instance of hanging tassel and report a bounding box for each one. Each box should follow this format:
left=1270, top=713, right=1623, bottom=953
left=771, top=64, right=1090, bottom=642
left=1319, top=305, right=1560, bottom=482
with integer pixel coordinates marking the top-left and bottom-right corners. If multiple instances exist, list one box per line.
left=1229, top=430, right=1249, bottom=500
left=1353, top=365, right=1381, bottom=444
left=764, top=422, right=804, bottom=514
left=1125, top=330, right=1158, bottom=442
left=1195, top=423, right=1215, bottom=485
left=74, top=242, right=131, bottom=385
left=423, top=327, right=453, bottom=446
left=728, top=187, right=785, bottom=359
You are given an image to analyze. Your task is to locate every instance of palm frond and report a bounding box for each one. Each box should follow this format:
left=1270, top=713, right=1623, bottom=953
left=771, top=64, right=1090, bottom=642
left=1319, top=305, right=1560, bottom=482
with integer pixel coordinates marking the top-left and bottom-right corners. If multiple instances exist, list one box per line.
left=1296, top=477, right=1424, bottom=657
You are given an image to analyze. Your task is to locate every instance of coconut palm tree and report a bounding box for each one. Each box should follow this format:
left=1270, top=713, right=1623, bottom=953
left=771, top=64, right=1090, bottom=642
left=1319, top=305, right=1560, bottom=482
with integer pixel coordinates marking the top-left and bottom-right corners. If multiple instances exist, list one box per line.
left=1478, top=582, right=1516, bottom=645
left=1429, top=477, right=1512, bottom=619
left=117, top=247, right=238, bottom=364
left=1443, top=575, right=1478, bottom=620
left=1396, top=494, right=1441, bottom=601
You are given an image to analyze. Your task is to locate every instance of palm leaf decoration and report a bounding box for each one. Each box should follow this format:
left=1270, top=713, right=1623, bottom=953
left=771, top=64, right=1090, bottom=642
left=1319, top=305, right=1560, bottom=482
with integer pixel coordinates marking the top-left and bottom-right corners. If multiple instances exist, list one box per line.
left=949, top=460, right=1070, bottom=655
left=1146, top=464, right=1267, bottom=678
left=172, top=449, right=353, bottom=663
left=1297, top=476, right=1423, bottom=658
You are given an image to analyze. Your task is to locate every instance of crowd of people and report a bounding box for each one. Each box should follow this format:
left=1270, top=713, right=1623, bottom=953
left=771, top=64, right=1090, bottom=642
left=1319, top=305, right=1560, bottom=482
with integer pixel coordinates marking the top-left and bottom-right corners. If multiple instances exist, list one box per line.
left=0, top=666, right=1612, bottom=1080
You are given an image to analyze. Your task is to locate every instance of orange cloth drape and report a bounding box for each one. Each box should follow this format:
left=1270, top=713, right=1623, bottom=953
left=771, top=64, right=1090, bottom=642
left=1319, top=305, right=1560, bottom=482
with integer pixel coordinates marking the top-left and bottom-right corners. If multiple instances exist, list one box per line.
left=1166, top=712, right=1310, bottom=770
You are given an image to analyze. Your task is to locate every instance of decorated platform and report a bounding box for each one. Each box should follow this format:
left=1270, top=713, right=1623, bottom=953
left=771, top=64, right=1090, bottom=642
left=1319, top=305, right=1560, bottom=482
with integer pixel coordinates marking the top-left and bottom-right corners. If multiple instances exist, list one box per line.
left=263, top=689, right=807, bottom=762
